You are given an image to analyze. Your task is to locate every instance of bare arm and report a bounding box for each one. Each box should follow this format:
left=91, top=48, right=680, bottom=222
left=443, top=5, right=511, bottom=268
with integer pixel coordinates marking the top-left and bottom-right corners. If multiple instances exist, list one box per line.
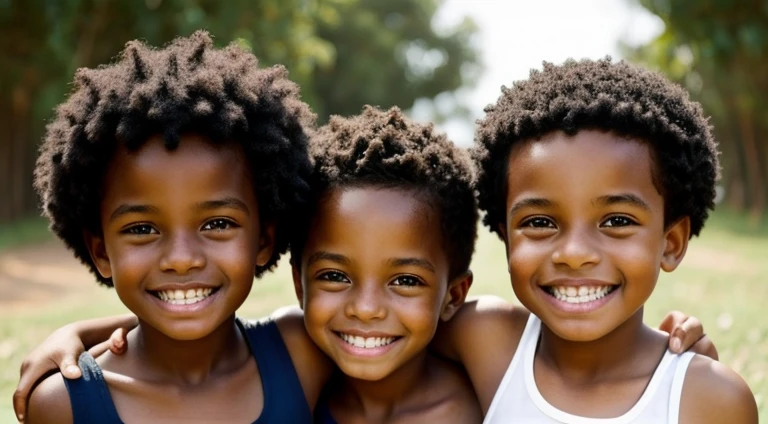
left=26, top=373, right=73, bottom=424
left=679, top=355, right=758, bottom=423
left=13, top=314, right=137, bottom=423
left=272, top=305, right=334, bottom=411
left=431, top=295, right=529, bottom=412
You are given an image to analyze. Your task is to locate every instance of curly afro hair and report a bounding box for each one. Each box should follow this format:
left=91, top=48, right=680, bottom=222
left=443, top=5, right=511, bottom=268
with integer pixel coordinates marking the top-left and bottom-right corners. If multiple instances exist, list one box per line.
left=34, top=31, right=315, bottom=286
left=291, top=106, right=477, bottom=279
left=473, top=57, right=719, bottom=238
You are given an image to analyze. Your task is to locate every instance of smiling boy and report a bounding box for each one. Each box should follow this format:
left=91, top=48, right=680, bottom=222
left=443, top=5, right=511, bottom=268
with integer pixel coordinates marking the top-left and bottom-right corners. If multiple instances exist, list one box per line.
left=437, top=58, right=757, bottom=423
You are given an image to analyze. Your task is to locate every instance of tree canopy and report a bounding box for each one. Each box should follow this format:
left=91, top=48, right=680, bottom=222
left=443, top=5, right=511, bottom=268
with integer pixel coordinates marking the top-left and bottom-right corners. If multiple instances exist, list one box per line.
left=0, top=0, right=480, bottom=223
left=626, top=0, right=768, bottom=224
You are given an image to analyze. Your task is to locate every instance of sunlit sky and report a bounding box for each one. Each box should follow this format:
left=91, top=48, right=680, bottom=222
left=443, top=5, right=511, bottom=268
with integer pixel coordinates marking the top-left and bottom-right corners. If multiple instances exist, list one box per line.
left=423, top=0, right=665, bottom=145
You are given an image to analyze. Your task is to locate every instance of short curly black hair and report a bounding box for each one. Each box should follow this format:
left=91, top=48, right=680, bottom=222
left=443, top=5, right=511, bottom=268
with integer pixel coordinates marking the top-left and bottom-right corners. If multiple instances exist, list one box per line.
left=291, top=106, right=477, bottom=279
left=473, top=57, right=719, bottom=238
left=34, top=31, right=315, bottom=286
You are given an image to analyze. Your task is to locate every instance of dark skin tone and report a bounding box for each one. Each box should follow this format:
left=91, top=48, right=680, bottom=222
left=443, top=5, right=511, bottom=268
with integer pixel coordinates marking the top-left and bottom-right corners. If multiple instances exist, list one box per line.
left=438, top=130, right=756, bottom=422
left=14, top=143, right=714, bottom=421
left=294, top=187, right=481, bottom=423
left=28, top=134, right=278, bottom=423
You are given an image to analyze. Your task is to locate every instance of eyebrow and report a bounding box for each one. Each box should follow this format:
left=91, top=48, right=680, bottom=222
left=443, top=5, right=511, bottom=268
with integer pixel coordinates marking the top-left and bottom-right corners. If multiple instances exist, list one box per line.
left=508, top=197, right=553, bottom=217
left=388, top=257, right=436, bottom=274
left=109, top=204, right=158, bottom=222
left=594, top=194, right=651, bottom=211
left=306, top=251, right=350, bottom=267
left=109, top=197, right=250, bottom=222
left=195, top=197, right=250, bottom=214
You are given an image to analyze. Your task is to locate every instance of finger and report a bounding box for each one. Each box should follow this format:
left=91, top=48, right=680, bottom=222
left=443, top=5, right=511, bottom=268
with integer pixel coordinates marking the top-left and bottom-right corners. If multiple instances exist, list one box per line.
left=658, top=310, right=686, bottom=334
left=88, top=340, right=112, bottom=358
left=669, top=316, right=704, bottom=353
left=692, top=335, right=719, bottom=361
left=12, top=374, right=30, bottom=423
left=108, top=327, right=128, bottom=355
left=58, top=356, right=83, bottom=379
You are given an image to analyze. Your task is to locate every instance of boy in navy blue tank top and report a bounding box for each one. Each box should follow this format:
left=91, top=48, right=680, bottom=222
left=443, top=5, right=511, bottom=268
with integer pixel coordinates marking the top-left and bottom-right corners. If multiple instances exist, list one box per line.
left=24, top=31, right=330, bottom=423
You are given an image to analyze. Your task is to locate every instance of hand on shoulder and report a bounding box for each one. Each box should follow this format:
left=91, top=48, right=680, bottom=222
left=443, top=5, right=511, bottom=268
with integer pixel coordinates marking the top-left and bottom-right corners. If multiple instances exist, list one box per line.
left=680, top=354, right=757, bottom=424
left=26, top=373, right=73, bottom=424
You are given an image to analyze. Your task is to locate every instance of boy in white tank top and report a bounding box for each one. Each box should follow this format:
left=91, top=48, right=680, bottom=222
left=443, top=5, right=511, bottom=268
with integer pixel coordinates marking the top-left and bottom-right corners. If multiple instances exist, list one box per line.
left=433, top=58, right=756, bottom=423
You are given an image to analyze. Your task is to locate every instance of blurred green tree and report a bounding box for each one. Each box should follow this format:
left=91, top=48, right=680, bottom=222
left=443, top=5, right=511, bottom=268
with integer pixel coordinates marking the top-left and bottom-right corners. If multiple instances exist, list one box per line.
left=0, top=0, right=479, bottom=224
left=626, top=0, right=768, bottom=224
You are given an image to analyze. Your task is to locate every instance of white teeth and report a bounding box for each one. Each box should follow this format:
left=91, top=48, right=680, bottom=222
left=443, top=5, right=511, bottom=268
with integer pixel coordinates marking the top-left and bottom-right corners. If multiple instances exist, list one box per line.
left=547, top=285, right=616, bottom=304
left=155, top=288, right=214, bottom=305
left=339, top=333, right=396, bottom=349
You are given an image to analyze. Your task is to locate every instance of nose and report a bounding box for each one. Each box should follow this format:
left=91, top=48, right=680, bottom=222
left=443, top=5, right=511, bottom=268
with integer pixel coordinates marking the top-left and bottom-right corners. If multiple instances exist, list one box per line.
left=551, top=224, right=601, bottom=270
left=344, top=281, right=387, bottom=322
left=159, top=231, right=206, bottom=274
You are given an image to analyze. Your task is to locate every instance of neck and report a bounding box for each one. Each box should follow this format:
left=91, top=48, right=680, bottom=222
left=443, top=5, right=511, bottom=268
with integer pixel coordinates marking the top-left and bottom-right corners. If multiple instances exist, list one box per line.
left=337, top=350, right=432, bottom=417
left=537, top=308, right=663, bottom=382
left=130, top=315, right=249, bottom=385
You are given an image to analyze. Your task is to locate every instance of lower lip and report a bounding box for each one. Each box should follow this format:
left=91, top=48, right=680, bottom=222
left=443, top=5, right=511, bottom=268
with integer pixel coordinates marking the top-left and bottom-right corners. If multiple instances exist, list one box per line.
left=147, top=289, right=220, bottom=313
left=540, top=286, right=620, bottom=313
left=334, top=333, right=401, bottom=358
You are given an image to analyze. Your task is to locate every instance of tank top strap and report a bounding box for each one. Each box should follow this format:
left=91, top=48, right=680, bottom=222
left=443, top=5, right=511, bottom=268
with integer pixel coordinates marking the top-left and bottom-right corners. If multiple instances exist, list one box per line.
left=237, top=317, right=313, bottom=423
left=667, top=351, right=696, bottom=423
left=62, top=352, right=123, bottom=424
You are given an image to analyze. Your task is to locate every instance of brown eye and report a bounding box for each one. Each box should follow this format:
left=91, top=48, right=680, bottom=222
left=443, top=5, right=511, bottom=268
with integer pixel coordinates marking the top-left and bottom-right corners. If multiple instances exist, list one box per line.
left=202, top=218, right=238, bottom=231
left=520, top=217, right=555, bottom=228
left=602, top=216, right=637, bottom=227
left=318, top=271, right=350, bottom=283
left=122, top=224, right=157, bottom=235
left=391, top=275, right=424, bottom=287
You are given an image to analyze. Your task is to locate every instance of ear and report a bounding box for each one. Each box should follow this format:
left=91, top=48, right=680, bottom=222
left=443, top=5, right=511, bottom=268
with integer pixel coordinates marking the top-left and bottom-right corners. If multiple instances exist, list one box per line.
left=440, top=271, right=473, bottom=321
left=660, top=216, right=691, bottom=272
left=255, top=222, right=276, bottom=267
left=291, top=261, right=305, bottom=310
left=83, top=230, right=112, bottom=279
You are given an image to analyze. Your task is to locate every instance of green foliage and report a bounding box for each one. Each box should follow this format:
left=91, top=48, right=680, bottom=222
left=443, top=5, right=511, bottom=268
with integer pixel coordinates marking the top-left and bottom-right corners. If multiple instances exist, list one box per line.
left=0, top=0, right=480, bottom=223
left=625, top=0, right=768, bottom=223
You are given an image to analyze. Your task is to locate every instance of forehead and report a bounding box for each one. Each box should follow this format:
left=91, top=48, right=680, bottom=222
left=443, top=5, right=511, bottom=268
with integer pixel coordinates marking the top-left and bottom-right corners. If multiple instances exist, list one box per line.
left=102, top=134, right=255, bottom=205
left=306, top=187, right=447, bottom=262
left=505, top=130, right=660, bottom=205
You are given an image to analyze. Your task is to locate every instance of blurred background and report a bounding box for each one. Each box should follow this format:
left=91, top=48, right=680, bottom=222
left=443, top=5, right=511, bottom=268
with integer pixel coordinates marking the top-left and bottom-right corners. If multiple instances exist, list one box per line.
left=1, top=0, right=767, bottom=420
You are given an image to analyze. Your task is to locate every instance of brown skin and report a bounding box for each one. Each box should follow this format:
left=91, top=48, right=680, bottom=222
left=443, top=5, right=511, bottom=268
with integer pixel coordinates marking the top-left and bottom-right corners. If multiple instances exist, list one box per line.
left=29, top=134, right=277, bottom=423
left=294, top=187, right=481, bottom=423
left=13, top=143, right=714, bottom=421
left=438, top=130, right=756, bottom=422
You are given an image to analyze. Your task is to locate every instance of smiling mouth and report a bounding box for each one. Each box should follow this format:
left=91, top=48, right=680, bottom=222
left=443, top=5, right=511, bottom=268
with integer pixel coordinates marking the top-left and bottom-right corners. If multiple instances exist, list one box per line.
left=335, top=332, right=400, bottom=349
left=149, top=287, right=219, bottom=305
left=543, top=284, right=619, bottom=304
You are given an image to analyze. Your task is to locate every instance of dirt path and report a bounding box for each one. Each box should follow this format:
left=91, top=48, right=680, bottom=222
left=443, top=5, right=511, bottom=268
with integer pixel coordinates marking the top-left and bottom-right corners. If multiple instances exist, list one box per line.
left=0, top=239, right=97, bottom=313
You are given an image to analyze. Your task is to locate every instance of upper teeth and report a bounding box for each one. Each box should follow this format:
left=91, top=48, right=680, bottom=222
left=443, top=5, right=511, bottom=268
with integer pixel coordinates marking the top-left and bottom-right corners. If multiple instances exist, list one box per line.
left=156, top=288, right=213, bottom=305
left=549, top=285, right=614, bottom=304
left=339, top=333, right=396, bottom=349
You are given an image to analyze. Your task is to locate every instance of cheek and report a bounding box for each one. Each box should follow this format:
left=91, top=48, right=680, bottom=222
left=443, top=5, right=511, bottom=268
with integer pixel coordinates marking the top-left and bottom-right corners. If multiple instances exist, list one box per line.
left=395, top=294, right=443, bottom=336
left=507, top=237, right=548, bottom=277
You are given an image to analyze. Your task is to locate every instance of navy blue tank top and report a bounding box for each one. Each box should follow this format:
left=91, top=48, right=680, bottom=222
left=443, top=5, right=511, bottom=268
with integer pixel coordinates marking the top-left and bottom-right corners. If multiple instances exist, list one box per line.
left=63, top=318, right=312, bottom=423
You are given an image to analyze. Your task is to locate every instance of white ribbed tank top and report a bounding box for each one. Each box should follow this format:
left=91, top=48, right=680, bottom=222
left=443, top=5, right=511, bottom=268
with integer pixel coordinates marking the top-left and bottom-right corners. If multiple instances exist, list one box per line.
left=484, top=315, right=694, bottom=423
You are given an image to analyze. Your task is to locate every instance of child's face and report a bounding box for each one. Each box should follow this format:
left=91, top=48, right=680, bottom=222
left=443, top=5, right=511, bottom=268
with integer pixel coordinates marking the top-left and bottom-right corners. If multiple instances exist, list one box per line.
left=86, top=134, right=273, bottom=341
left=294, top=187, right=466, bottom=381
left=500, top=130, right=689, bottom=342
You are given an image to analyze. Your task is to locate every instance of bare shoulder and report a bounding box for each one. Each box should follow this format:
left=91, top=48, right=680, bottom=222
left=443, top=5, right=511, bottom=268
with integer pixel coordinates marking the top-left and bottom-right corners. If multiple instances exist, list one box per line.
left=432, top=295, right=529, bottom=414
left=679, top=354, right=757, bottom=424
left=270, top=305, right=333, bottom=410
left=427, top=356, right=483, bottom=423
left=26, top=373, right=73, bottom=424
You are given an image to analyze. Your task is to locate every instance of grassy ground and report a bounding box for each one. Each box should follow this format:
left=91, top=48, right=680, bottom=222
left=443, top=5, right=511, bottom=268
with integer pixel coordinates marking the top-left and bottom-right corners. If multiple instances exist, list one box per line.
left=1, top=215, right=766, bottom=420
